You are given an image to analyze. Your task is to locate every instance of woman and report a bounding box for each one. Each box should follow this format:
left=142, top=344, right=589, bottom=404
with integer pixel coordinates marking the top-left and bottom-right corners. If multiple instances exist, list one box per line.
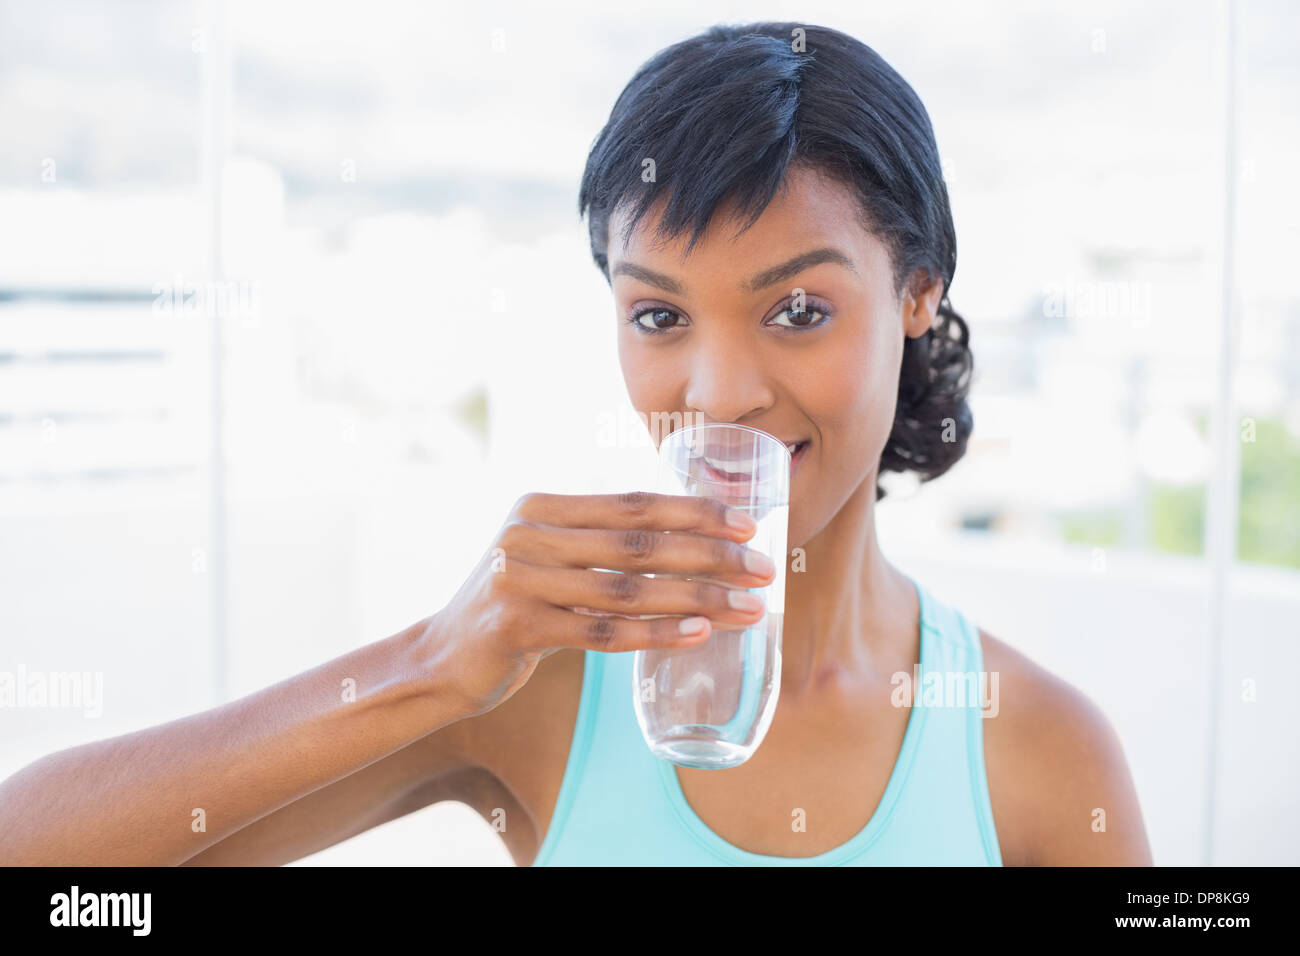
left=0, top=22, right=1152, bottom=866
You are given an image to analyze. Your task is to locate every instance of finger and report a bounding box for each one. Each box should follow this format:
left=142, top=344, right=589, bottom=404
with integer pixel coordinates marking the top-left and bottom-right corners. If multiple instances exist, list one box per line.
left=500, top=523, right=777, bottom=585
left=505, top=559, right=767, bottom=628
left=523, top=603, right=714, bottom=654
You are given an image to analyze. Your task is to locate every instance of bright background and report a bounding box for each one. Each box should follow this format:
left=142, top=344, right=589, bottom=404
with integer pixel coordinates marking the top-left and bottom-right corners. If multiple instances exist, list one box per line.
left=1, top=0, right=1297, bottom=865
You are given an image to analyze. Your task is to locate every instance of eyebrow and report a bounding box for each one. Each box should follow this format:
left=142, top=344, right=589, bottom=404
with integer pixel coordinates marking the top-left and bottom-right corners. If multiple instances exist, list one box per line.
left=610, top=247, right=858, bottom=296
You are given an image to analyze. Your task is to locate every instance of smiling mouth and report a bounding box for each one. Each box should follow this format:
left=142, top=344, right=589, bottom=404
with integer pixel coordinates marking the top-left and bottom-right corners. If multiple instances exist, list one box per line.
left=697, top=440, right=810, bottom=482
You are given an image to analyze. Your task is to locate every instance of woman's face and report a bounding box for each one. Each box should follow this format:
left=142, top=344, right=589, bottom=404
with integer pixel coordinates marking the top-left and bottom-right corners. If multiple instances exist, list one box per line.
left=606, top=163, right=941, bottom=548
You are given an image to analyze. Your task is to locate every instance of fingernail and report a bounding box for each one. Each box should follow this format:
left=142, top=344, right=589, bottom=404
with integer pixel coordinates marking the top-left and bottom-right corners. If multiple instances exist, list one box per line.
left=728, top=589, right=764, bottom=611
left=744, top=549, right=775, bottom=576
left=679, top=616, right=709, bottom=634
left=725, top=508, right=757, bottom=532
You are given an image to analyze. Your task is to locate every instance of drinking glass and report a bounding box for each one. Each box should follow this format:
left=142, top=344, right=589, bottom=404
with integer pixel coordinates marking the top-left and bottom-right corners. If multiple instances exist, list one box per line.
left=632, top=423, right=790, bottom=768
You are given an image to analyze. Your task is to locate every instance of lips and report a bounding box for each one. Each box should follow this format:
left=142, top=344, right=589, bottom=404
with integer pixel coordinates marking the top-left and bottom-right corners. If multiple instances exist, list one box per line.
left=788, top=440, right=810, bottom=474
left=697, top=439, right=809, bottom=481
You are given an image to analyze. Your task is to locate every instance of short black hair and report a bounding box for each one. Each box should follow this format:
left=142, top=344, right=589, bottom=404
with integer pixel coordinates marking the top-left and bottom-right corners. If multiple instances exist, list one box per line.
left=579, top=22, right=973, bottom=500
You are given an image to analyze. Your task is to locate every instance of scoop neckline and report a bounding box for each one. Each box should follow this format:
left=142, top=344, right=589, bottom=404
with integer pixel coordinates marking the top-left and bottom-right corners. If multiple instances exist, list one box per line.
left=655, top=573, right=933, bottom=865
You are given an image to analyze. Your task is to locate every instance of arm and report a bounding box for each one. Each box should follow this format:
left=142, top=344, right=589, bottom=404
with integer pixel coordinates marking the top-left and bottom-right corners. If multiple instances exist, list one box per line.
left=178, top=742, right=480, bottom=866
left=1027, top=682, right=1154, bottom=865
left=0, top=616, right=473, bottom=866
left=984, top=631, right=1153, bottom=866
left=2, top=490, right=769, bottom=867
left=179, top=674, right=523, bottom=866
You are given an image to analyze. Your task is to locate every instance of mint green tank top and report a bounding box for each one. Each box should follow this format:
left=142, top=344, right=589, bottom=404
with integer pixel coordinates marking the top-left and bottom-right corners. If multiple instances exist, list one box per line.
left=531, top=575, right=1003, bottom=866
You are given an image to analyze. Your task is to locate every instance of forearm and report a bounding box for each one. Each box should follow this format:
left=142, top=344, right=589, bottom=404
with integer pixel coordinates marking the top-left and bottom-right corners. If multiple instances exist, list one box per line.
left=0, top=618, right=466, bottom=865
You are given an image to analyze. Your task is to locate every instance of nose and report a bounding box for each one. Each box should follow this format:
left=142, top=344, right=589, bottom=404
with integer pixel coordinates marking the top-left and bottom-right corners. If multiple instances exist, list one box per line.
left=681, top=333, right=776, bottom=425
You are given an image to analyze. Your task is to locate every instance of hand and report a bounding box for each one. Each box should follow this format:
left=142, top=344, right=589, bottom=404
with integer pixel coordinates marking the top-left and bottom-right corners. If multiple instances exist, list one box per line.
left=419, top=490, right=777, bottom=718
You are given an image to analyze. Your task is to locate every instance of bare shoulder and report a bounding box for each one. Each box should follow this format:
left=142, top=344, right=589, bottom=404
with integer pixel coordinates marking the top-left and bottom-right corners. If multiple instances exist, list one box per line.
left=978, top=628, right=1153, bottom=866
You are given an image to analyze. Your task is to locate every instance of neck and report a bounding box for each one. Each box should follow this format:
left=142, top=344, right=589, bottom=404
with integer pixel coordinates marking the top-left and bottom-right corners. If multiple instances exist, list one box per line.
left=778, top=473, right=919, bottom=700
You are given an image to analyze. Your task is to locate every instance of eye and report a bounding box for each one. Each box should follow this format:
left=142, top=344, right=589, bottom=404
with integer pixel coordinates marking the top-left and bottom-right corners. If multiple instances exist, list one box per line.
left=768, top=299, right=831, bottom=330
left=626, top=298, right=832, bottom=335
left=628, top=307, right=686, bottom=335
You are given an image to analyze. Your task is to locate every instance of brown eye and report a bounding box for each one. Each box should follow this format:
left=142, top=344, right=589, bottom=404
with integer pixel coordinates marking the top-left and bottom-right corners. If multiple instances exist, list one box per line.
left=770, top=304, right=829, bottom=329
left=630, top=308, right=684, bottom=333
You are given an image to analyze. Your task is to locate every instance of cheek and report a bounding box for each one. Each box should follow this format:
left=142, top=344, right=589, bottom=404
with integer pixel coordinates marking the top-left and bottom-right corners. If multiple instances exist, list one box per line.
left=617, top=333, right=646, bottom=395
left=811, top=335, right=892, bottom=413
left=808, top=332, right=902, bottom=464
left=618, top=336, right=674, bottom=413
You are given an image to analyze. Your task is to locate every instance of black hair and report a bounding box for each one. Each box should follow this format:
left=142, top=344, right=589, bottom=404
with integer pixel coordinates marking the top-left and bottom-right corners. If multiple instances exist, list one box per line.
left=578, top=22, right=973, bottom=500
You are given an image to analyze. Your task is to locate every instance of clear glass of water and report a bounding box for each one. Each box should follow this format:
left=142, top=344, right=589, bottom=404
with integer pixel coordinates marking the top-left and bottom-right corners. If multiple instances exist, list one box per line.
left=632, top=423, right=790, bottom=768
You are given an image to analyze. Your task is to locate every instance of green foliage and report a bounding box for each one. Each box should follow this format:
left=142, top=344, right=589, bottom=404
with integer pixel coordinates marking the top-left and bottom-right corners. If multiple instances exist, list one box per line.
left=1148, top=483, right=1204, bottom=556
left=452, top=385, right=489, bottom=439
left=1059, top=510, right=1123, bottom=547
left=1237, top=416, right=1300, bottom=567
left=1057, top=414, right=1300, bottom=569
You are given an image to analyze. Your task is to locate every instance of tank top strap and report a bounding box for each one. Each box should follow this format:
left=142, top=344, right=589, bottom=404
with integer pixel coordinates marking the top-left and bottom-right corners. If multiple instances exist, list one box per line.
left=532, top=576, right=1003, bottom=865
left=904, top=575, right=1003, bottom=866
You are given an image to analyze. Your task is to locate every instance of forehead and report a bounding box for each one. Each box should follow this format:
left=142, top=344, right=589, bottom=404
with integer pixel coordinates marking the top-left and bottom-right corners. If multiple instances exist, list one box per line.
left=608, top=164, right=871, bottom=267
